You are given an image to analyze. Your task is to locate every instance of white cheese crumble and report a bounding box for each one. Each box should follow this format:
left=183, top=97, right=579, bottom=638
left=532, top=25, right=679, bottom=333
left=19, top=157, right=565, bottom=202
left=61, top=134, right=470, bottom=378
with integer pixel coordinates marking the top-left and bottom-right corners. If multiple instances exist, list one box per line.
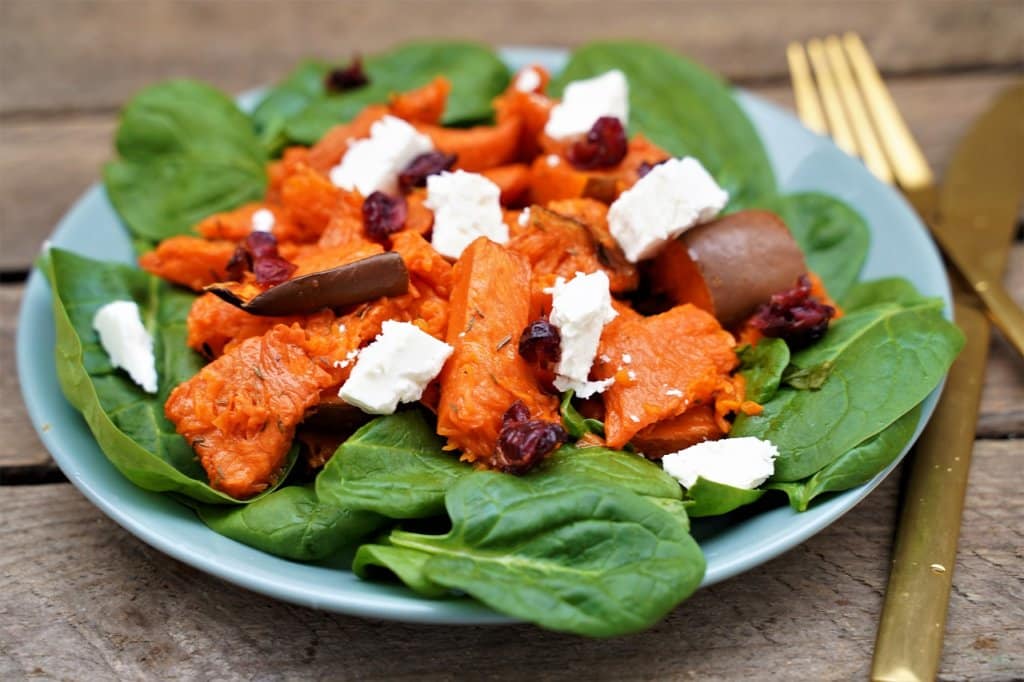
left=548, top=271, right=618, bottom=398
left=251, top=208, right=275, bottom=233
left=425, top=170, right=508, bottom=258
left=514, top=67, right=542, bottom=93
left=544, top=69, right=629, bottom=140
left=665, top=388, right=684, bottom=397
left=92, top=300, right=158, bottom=394
left=621, top=353, right=632, bottom=364
left=545, top=154, right=560, bottom=167
left=607, top=157, right=729, bottom=262
left=518, top=207, right=531, bottom=227
left=661, top=437, right=779, bottom=490
left=338, top=321, right=453, bottom=414
left=329, top=115, right=434, bottom=195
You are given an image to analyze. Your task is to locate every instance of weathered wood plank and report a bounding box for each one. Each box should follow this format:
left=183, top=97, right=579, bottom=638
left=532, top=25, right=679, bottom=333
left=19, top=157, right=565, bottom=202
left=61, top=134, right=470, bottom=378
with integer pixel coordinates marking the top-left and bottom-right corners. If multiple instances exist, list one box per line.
left=1, top=0, right=1022, bottom=116
left=0, top=285, right=50, bottom=469
left=0, top=440, right=1018, bottom=680
left=979, top=245, right=1024, bottom=438
left=1, top=73, right=1017, bottom=271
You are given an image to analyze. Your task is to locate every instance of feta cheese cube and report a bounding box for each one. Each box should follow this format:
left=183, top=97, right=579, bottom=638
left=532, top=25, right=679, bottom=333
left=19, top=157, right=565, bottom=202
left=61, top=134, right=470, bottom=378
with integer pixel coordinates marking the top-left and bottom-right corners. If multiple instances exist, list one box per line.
left=251, top=208, right=275, bottom=233
left=338, top=321, right=453, bottom=414
left=544, top=69, right=629, bottom=140
left=514, top=67, right=542, bottom=93
left=548, top=271, right=618, bottom=398
left=92, top=300, right=158, bottom=394
left=329, top=115, right=434, bottom=195
left=608, top=157, right=729, bottom=262
left=661, top=437, right=779, bottom=490
left=425, top=170, right=508, bottom=258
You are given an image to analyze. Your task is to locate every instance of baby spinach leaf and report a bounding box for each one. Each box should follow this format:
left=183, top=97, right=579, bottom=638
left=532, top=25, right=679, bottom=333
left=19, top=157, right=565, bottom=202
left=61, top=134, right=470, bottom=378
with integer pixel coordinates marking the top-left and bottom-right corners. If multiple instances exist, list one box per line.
left=732, top=300, right=963, bottom=481
left=533, top=445, right=683, bottom=501
left=353, top=541, right=450, bottom=599
left=315, top=410, right=472, bottom=519
left=559, top=391, right=606, bottom=439
left=646, top=497, right=692, bottom=532
left=195, top=486, right=384, bottom=561
left=386, top=472, right=705, bottom=636
left=255, top=42, right=510, bottom=150
left=552, top=41, right=775, bottom=209
left=841, top=276, right=927, bottom=311
left=46, top=249, right=254, bottom=503
left=737, top=339, right=790, bottom=403
left=754, top=192, right=870, bottom=300
left=782, top=361, right=833, bottom=390
left=768, top=404, right=922, bottom=512
left=104, top=80, right=267, bottom=241
left=683, top=477, right=765, bottom=518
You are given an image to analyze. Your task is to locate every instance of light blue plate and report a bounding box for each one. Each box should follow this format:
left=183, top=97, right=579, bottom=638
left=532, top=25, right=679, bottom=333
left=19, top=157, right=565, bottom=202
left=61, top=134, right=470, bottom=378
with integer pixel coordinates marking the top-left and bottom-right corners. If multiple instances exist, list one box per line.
left=16, top=47, right=951, bottom=624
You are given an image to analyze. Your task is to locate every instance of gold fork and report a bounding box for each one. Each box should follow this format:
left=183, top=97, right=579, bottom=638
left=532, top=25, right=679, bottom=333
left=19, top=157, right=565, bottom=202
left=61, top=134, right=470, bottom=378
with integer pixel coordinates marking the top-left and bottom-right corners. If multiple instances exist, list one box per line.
left=786, top=33, right=992, bottom=682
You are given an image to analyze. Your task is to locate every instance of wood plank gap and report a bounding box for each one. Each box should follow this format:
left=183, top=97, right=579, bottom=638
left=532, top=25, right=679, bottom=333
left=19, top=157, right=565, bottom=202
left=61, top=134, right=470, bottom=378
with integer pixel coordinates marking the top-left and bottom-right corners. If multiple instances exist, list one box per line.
left=0, top=465, right=66, bottom=485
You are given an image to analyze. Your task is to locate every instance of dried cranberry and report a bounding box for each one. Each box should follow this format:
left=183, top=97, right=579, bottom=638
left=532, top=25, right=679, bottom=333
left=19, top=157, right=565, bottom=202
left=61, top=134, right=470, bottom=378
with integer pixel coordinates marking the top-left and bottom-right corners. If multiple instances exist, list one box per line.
left=245, top=231, right=279, bottom=259
left=637, top=158, right=669, bottom=178
left=324, top=56, right=369, bottom=92
left=398, top=152, right=457, bottom=193
left=518, top=319, right=561, bottom=364
left=253, top=256, right=297, bottom=286
left=751, top=275, right=836, bottom=348
left=225, top=244, right=252, bottom=281
left=362, top=191, right=408, bottom=240
left=567, top=116, right=628, bottom=170
left=495, top=402, right=568, bottom=474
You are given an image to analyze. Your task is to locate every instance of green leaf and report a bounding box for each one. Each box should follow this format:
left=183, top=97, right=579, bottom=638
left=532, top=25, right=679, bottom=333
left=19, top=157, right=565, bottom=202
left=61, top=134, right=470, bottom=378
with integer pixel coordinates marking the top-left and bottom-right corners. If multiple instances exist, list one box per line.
left=753, top=192, right=870, bottom=300
left=551, top=41, right=775, bottom=209
left=733, top=300, right=963, bottom=481
left=105, top=80, right=267, bottom=241
left=386, top=472, right=705, bottom=636
left=737, top=339, right=790, bottom=403
left=46, top=248, right=262, bottom=503
left=781, top=361, right=833, bottom=390
left=559, top=391, right=605, bottom=439
left=195, top=486, right=384, bottom=561
left=315, top=410, right=472, bottom=519
left=352, top=541, right=450, bottom=598
left=683, top=477, right=764, bottom=518
left=841, top=276, right=928, bottom=311
left=768, top=404, right=922, bottom=511
left=532, top=445, right=683, bottom=502
left=254, top=42, right=510, bottom=150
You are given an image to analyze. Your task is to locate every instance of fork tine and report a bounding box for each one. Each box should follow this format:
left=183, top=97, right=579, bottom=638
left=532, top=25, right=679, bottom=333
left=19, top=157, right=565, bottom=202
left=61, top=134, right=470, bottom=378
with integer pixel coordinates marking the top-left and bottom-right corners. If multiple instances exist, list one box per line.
left=786, top=42, right=827, bottom=135
left=842, top=32, right=934, bottom=190
left=823, top=36, right=894, bottom=185
left=806, top=38, right=859, bottom=157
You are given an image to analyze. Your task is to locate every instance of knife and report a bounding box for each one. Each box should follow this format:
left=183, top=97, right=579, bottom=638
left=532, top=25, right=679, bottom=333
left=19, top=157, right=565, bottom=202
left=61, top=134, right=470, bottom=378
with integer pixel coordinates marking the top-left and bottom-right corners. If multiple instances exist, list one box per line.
left=871, top=83, right=1024, bottom=681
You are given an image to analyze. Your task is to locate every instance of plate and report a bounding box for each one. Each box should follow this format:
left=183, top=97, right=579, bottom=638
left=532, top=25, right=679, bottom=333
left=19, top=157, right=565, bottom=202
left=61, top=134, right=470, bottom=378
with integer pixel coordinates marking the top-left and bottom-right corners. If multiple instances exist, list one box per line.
left=16, top=47, right=952, bottom=624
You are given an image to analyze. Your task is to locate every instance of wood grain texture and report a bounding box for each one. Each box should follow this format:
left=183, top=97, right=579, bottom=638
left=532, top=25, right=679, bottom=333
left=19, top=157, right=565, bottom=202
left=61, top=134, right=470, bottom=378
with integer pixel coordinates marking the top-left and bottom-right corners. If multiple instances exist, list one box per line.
left=1, top=0, right=1022, bottom=116
left=0, top=441, right=1018, bottom=681
left=0, top=285, right=50, bottom=470
left=1, top=73, right=1018, bottom=271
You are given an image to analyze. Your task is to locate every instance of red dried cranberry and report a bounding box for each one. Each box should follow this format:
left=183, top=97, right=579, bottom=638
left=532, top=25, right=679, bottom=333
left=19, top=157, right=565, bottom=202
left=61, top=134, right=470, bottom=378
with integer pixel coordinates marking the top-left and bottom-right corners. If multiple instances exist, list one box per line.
left=225, top=244, right=252, bottom=281
left=398, top=152, right=457, bottom=193
left=362, top=191, right=408, bottom=240
left=495, top=403, right=568, bottom=475
left=253, top=256, right=297, bottom=286
left=751, top=275, right=836, bottom=348
left=518, top=319, right=561, bottom=364
left=567, top=116, right=628, bottom=170
left=245, top=231, right=279, bottom=259
left=324, top=56, right=369, bottom=92
left=637, top=158, right=669, bottom=178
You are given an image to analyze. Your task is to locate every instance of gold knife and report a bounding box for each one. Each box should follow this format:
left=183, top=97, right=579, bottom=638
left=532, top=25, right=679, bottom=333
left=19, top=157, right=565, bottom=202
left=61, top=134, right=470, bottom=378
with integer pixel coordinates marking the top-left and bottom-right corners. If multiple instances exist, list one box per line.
left=871, top=83, right=1024, bottom=681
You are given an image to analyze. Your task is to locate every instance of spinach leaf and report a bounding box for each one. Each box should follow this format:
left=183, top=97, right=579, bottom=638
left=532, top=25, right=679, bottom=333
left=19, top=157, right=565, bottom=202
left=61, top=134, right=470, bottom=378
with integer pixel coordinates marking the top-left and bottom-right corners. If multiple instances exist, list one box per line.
left=683, top=477, right=765, bottom=518
left=352, top=541, right=450, bottom=598
left=732, top=300, right=963, bottom=481
left=768, top=404, right=922, bottom=511
left=315, top=410, right=471, bottom=519
left=195, top=486, right=384, bottom=561
left=754, top=192, right=870, bottom=300
left=551, top=41, right=775, bottom=209
left=46, top=249, right=256, bottom=503
left=737, top=339, right=790, bottom=403
left=255, top=42, right=510, bottom=150
left=781, top=361, right=833, bottom=390
left=646, top=497, right=692, bottom=532
left=533, top=445, right=683, bottom=502
left=104, top=80, right=267, bottom=241
left=385, top=472, right=705, bottom=636
left=841, top=276, right=927, bottom=311
left=559, top=391, right=606, bottom=439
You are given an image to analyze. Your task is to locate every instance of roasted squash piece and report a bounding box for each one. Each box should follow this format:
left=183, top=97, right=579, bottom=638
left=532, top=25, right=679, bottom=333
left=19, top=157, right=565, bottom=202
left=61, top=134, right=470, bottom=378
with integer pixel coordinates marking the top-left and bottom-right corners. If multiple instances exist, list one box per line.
left=139, top=236, right=236, bottom=291
left=306, top=105, right=389, bottom=174
left=481, top=163, right=532, bottom=206
left=278, top=164, right=363, bottom=243
left=630, top=405, right=725, bottom=459
left=389, top=77, right=451, bottom=125
left=416, top=117, right=522, bottom=172
left=437, top=238, right=558, bottom=464
left=186, top=292, right=304, bottom=358
left=195, top=202, right=293, bottom=241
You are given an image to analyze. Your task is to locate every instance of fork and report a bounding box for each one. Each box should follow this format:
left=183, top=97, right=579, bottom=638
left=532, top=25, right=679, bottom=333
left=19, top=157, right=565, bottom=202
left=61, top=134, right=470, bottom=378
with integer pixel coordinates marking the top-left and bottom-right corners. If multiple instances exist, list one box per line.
left=785, top=33, right=992, bottom=682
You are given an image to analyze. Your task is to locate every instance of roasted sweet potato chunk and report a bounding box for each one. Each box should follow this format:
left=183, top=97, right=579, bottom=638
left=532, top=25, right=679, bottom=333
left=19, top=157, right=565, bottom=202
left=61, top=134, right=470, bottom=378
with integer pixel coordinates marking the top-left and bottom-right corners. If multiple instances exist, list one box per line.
left=139, top=236, right=236, bottom=291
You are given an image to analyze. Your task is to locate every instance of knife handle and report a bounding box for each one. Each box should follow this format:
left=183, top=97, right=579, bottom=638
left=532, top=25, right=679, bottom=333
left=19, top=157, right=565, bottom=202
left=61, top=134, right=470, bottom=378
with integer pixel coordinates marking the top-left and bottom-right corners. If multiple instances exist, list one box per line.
left=870, top=303, right=990, bottom=682
left=973, top=278, right=1024, bottom=359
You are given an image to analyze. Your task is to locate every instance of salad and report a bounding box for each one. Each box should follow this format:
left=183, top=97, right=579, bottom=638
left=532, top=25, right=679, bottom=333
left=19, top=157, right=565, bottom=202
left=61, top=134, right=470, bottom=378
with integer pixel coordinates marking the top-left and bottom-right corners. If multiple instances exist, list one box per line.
left=42, top=41, right=963, bottom=637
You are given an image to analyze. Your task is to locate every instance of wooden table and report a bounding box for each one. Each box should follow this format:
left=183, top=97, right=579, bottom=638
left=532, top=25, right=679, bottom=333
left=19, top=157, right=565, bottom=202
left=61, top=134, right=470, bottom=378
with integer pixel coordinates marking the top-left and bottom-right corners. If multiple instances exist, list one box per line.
left=2, top=2, right=1022, bottom=679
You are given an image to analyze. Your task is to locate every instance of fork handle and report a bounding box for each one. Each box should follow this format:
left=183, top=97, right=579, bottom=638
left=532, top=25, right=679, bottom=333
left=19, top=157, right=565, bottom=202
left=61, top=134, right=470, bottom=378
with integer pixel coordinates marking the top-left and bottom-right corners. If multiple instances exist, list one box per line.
left=973, top=277, right=1024, bottom=359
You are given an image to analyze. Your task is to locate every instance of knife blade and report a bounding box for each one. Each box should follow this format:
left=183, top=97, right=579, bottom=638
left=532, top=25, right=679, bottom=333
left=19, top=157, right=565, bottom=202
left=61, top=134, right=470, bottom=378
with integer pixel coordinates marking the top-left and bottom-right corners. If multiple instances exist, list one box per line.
left=871, top=83, right=1024, bottom=682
